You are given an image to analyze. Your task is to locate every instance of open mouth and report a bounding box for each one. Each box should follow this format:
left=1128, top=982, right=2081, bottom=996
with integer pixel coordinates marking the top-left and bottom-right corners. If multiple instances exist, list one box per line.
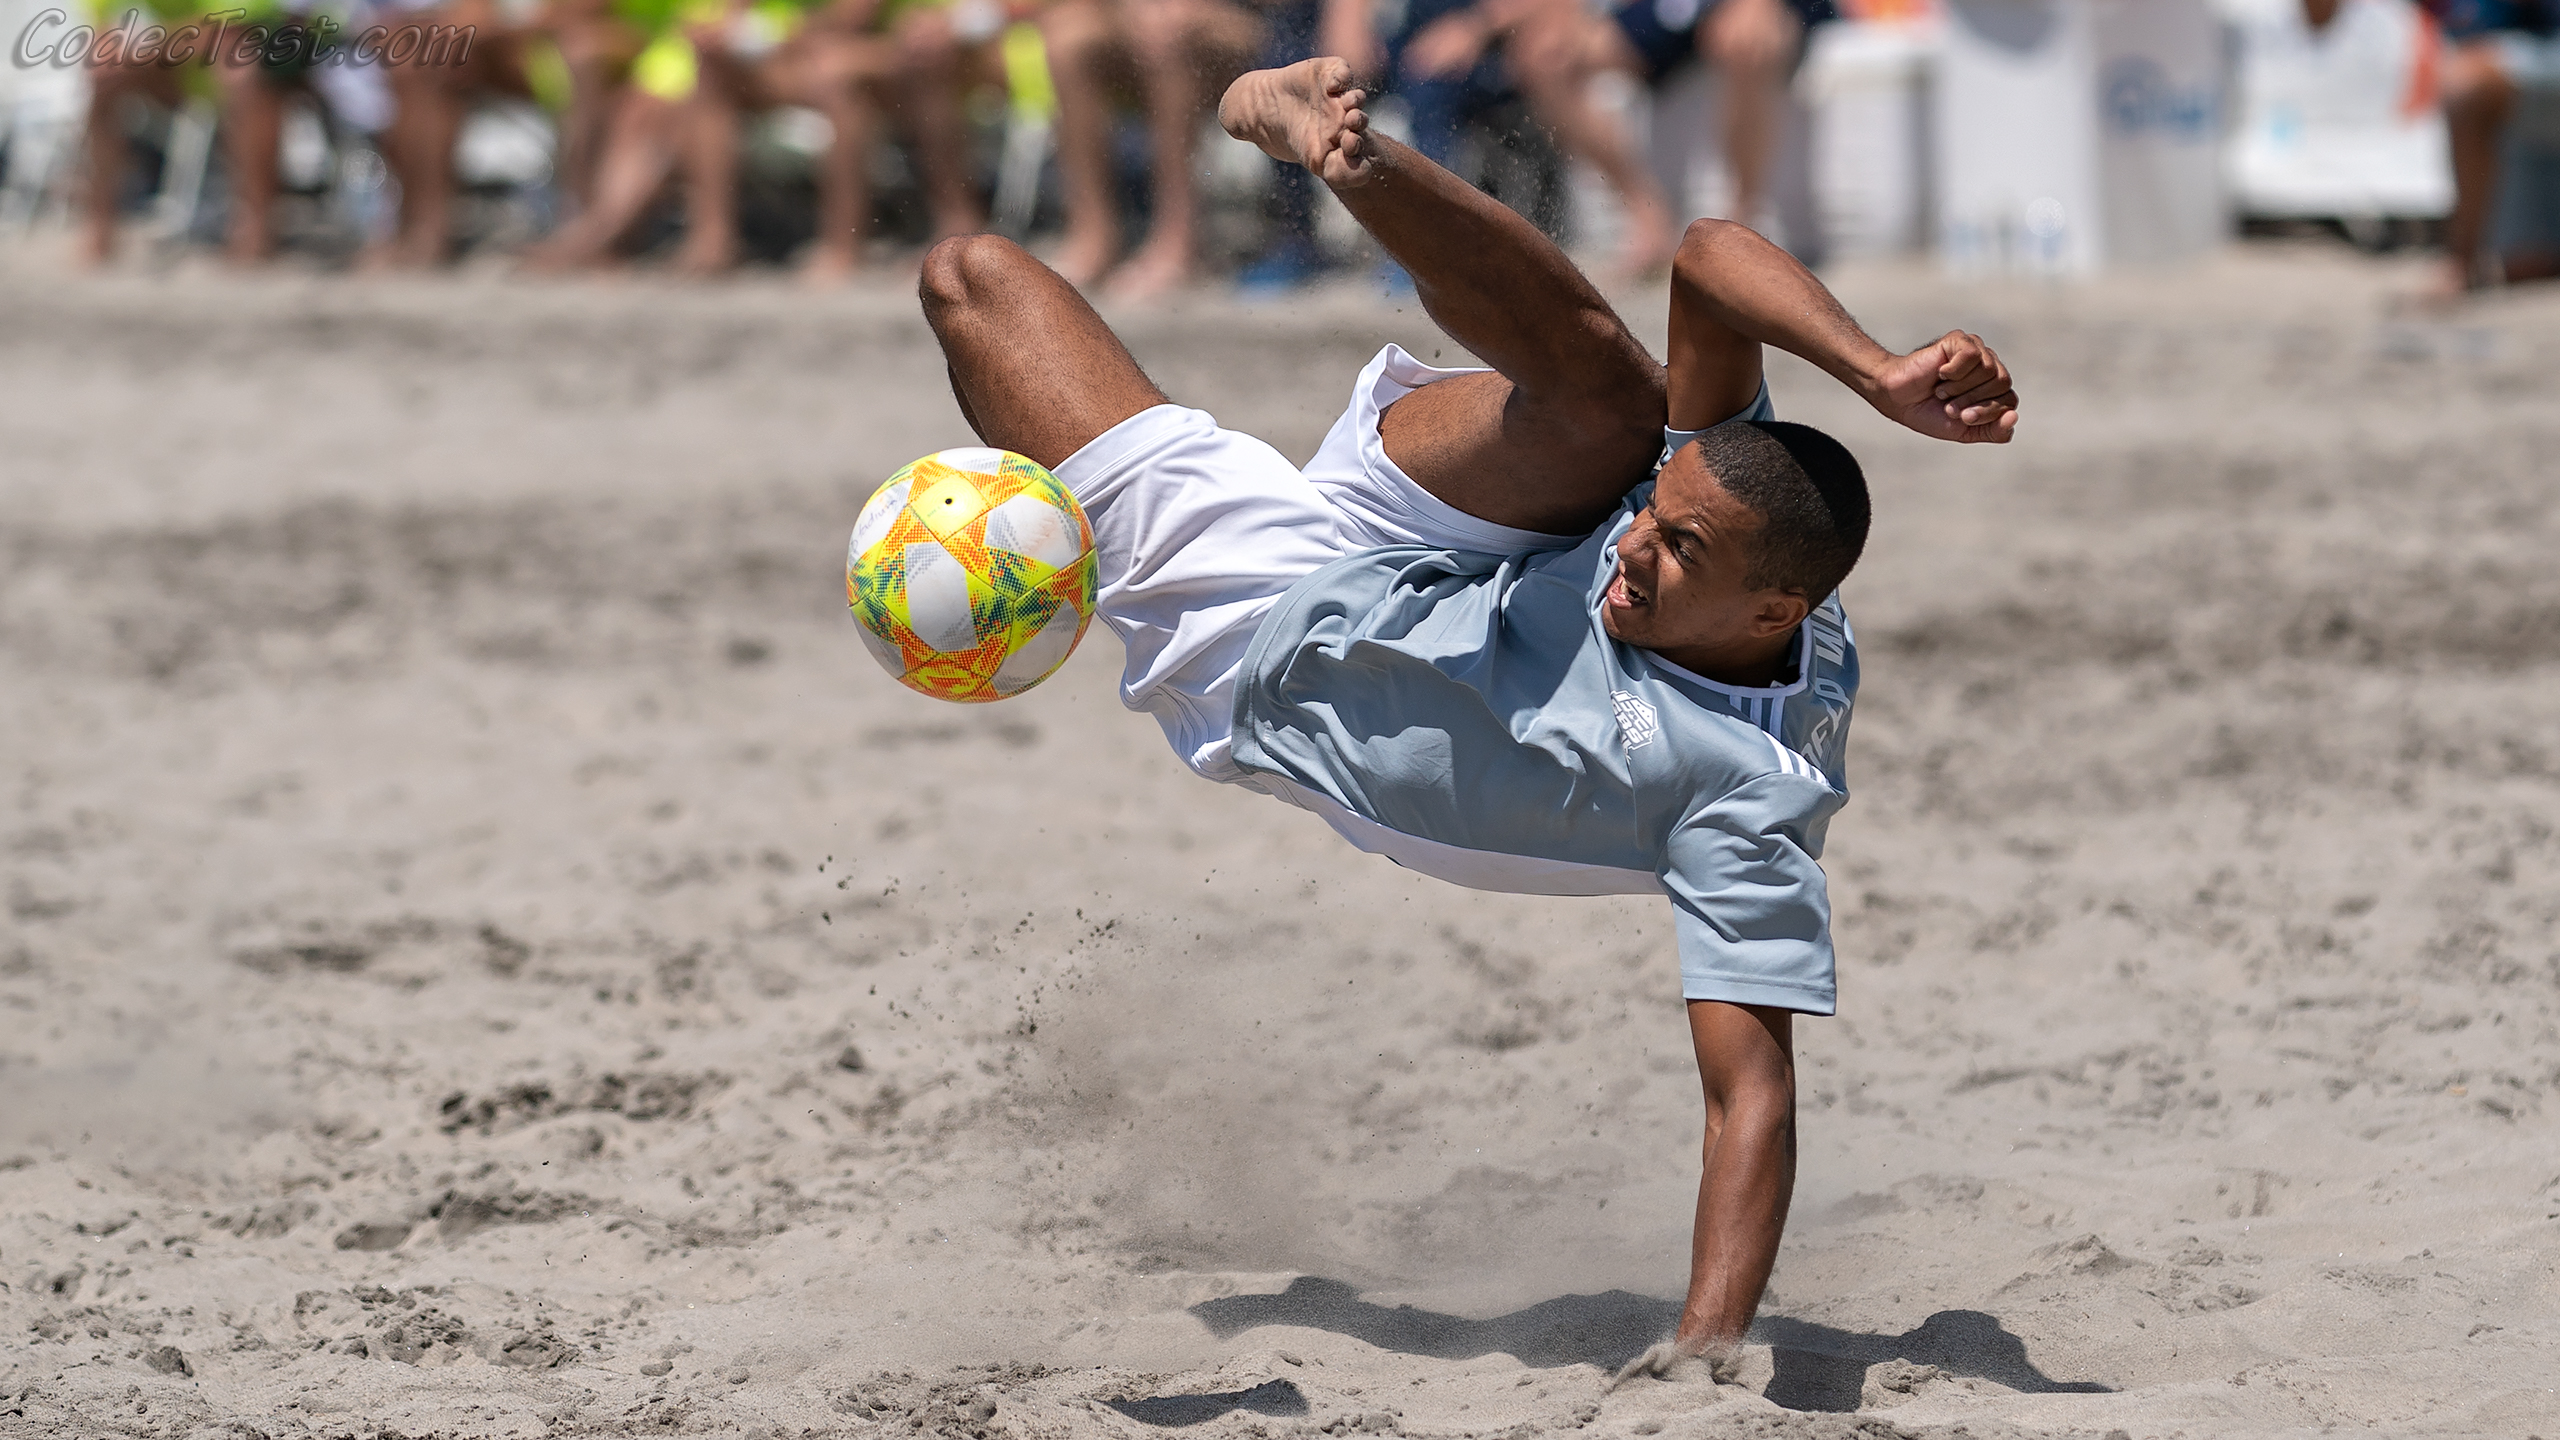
left=1608, top=569, right=1651, bottom=609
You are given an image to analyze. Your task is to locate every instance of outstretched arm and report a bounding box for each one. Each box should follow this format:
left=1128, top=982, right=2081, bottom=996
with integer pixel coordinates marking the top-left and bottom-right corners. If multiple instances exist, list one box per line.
left=1669, top=218, right=2019, bottom=443
left=1611, top=999, right=1796, bottom=1389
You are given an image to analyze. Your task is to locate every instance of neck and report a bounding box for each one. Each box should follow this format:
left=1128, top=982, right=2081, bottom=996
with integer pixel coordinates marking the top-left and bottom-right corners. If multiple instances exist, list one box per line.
left=1654, top=627, right=1797, bottom=689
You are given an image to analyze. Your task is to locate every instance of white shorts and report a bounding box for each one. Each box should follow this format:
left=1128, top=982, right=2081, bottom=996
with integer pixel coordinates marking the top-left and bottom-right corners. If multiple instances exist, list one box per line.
left=1051, top=344, right=1581, bottom=782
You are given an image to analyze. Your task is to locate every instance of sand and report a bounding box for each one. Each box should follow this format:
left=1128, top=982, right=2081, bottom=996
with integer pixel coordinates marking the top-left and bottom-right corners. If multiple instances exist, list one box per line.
left=1, top=238, right=2555, bottom=1440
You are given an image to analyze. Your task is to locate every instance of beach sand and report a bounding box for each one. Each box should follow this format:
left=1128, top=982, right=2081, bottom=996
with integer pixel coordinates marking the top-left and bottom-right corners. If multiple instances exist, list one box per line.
left=1, top=240, right=2554, bottom=1440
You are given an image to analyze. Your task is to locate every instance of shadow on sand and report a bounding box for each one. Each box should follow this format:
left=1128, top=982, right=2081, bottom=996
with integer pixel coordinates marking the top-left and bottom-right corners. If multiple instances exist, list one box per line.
left=1104, top=1378, right=1311, bottom=1427
left=1187, top=1277, right=2112, bottom=1413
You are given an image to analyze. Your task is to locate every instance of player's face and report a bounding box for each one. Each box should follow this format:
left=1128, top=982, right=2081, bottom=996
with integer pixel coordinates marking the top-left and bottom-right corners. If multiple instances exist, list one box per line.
left=1602, top=450, right=1806, bottom=672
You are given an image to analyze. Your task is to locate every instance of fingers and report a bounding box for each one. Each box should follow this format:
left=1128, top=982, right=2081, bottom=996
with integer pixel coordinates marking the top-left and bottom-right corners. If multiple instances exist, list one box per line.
left=1605, top=1341, right=1683, bottom=1394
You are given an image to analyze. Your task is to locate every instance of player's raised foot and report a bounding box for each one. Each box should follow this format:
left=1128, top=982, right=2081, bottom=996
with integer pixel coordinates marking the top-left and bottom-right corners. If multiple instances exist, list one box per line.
left=1219, top=58, right=1375, bottom=189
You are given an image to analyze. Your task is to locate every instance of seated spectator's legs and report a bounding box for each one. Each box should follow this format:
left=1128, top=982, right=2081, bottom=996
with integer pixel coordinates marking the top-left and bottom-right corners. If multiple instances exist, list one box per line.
left=79, top=28, right=189, bottom=266
left=1507, top=0, right=1677, bottom=275
left=2441, top=40, right=2513, bottom=292
left=676, top=25, right=891, bottom=280
left=551, top=0, right=653, bottom=212
left=1701, top=0, right=1802, bottom=234
left=212, top=49, right=292, bottom=264
left=896, top=2, right=996, bottom=239
left=382, top=1, right=537, bottom=266
left=1105, top=0, right=1261, bottom=300
left=1385, top=0, right=1504, bottom=169
left=523, top=84, right=688, bottom=267
left=1039, top=0, right=1123, bottom=286
left=1236, top=0, right=1326, bottom=292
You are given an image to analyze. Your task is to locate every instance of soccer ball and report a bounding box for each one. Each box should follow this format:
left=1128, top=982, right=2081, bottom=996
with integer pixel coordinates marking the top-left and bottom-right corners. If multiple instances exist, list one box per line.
left=845, top=448, right=1098, bottom=703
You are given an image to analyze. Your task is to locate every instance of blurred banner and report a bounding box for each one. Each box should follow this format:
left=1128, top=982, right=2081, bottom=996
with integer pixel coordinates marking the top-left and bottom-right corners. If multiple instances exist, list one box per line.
left=1933, top=0, right=2226, bottom=274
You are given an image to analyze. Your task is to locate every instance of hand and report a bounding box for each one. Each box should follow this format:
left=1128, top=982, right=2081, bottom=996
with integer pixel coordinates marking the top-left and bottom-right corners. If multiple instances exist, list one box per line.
left=1604, top=1340, right=1741, bottom=1393
left=1865, top=330, right=2018, bottom=444
left=1404, top=10, right=1490, bottom=80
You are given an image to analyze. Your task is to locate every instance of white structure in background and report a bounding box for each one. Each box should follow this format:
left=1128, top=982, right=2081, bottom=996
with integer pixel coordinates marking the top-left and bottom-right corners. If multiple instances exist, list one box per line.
left=1935, top=0, right=2226, bottom=274
left=0, top=0, right=92, bottom=230
left=2219, top=0, right=2451, bottom=223
left=1801, top=15, right=1941, bottom=257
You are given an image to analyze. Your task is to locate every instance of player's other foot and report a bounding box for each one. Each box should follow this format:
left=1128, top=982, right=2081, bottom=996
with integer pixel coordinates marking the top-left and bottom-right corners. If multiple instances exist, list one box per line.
left=1219, top=59, right=1375, bottom=189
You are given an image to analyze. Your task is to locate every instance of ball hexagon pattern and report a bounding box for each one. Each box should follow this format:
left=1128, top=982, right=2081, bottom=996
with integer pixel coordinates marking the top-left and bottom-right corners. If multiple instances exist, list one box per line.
left=846, top=448, right=1098, bottom=703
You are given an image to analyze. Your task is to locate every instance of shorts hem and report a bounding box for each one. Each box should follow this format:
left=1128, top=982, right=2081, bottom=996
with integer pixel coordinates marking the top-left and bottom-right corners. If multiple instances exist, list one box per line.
left=1680, top=974, right=1837, bottom=1016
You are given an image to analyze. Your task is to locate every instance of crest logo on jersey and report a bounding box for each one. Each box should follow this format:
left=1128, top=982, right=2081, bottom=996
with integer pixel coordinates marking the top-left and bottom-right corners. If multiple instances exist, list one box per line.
left=1611, top=691, right=1661, bottom=751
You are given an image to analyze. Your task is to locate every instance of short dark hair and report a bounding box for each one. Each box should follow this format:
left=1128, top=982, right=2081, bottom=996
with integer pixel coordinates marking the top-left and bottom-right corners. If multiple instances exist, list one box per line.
left=1683, top=420, right=1870, bottom=600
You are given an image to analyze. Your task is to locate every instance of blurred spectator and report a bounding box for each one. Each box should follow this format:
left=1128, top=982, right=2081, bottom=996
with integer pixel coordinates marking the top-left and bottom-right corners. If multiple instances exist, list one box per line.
left=670, top=0, right=896, bottom=278
left=1039, top=0, right=1261, bottom=297
left=1498, top=0, right=1834, bottom=274
left=2419, top=0, right=2560, bottom=291
left=894, top=0, right=1034, bottom=242
left=1232, top=0, right=1326, bottom=294
left=377, top=0, right=545, bottom=265
left=529, top=0, right=893, bottom=276
left=79, top=1, right=385, bottom=266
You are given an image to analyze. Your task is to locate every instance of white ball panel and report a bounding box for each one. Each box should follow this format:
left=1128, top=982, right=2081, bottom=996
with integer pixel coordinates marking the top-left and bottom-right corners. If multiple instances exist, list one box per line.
left=932, top=447, right=1005, bottom=476
left=851, top=478, right=911, bottom=560
left=901, top=541, right=980, bottom=653
left=855, top=615, right=905, bottom=677
left=983, top=494, right=1083, bottom=572
left=991, top=601, right=1082, bottom=695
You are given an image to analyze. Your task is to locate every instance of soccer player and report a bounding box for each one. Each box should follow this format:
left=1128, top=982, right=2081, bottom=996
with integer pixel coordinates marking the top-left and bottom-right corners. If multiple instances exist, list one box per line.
left=917, top=58, right=2014, bottom=1371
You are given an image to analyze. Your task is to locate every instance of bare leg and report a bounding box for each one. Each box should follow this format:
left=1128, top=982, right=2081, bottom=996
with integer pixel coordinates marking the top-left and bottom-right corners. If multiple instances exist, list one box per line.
left=1108, top=0, right=1259, bottom=301
left=674, top=48, right=750, bottom=275
left=388, top=59, right=468, bottom=265
left=918, top=234, right=1169, bottom=469
left=899, top=8, right=988, bottom=238
left=798, top=44, right=886, bottom=282
left=216, top=63, right=286, bottom=265
left=1222, top=59, right=1664, bottom=534
left=1041, top=0, right=1123, bottom=286
left=1699, top=0, right=1800, bottom=230
left=2438, top=41, right=2514, bottom=295
left=80, top=51, right=182, bottom=266
left=523, top=90, right=684, bottom=268
left=1509, top=2, right=1677, bottom=278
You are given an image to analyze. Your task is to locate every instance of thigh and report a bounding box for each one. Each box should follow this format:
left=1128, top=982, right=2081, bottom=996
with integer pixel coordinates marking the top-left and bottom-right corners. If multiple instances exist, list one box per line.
left=917, top=235, right=1169, bottom=471
left=1375, top=366, right=1665, bottom=536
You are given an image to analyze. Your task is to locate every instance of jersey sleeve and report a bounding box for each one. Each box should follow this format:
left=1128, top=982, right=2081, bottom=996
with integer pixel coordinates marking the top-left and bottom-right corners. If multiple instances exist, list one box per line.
left=1659, top=771, right=1841, bottom=1015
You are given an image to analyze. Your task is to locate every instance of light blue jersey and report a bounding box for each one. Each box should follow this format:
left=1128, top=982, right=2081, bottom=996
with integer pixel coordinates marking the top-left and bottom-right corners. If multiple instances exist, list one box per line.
left=1228, top=474, right=1859, bottom=1017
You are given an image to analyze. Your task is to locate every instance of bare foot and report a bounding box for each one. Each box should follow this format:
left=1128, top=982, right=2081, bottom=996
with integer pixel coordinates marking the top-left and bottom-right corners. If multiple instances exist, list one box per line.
left=799, top=241, right=860, bottom=288
left=1050, top=225, right=1119, bottom=289
left=2394, top=255, right=2484, bottom=313
left=1219, top=58, right=1375, bottom=189
left=1103, top=237, right=1191, bottom=303
left=76, top=227, right=114, bottom=270
left=671, top=236, right=737, bottom=279
left=1609, top=197, right=1679, bottom=282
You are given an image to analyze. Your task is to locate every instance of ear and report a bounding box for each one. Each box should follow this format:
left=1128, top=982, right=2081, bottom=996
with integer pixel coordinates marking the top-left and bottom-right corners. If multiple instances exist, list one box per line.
left=1746, top=589, right=1810, bottom=640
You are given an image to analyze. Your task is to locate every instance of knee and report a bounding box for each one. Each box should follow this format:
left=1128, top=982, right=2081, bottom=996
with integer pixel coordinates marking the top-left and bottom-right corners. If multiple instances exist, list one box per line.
left=2441, top=44, right=2513, bottom=118
left=918, top=232, right=1029, bottom=316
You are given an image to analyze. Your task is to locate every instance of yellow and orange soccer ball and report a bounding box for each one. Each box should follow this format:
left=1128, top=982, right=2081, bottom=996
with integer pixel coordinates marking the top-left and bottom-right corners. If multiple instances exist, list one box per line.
left=845, top=448, right=1097, bottom=703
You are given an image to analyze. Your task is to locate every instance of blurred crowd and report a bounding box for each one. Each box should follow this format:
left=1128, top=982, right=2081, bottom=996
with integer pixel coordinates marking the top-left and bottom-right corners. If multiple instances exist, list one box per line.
left=7, top=0, right=2558, bottom=296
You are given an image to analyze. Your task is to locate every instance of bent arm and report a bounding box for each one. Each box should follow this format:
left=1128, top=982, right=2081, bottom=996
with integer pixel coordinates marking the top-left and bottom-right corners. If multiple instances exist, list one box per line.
left=1678, top=999, right=1797, bottom=1356
left=1668, top=218, right=2019, bottom=443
